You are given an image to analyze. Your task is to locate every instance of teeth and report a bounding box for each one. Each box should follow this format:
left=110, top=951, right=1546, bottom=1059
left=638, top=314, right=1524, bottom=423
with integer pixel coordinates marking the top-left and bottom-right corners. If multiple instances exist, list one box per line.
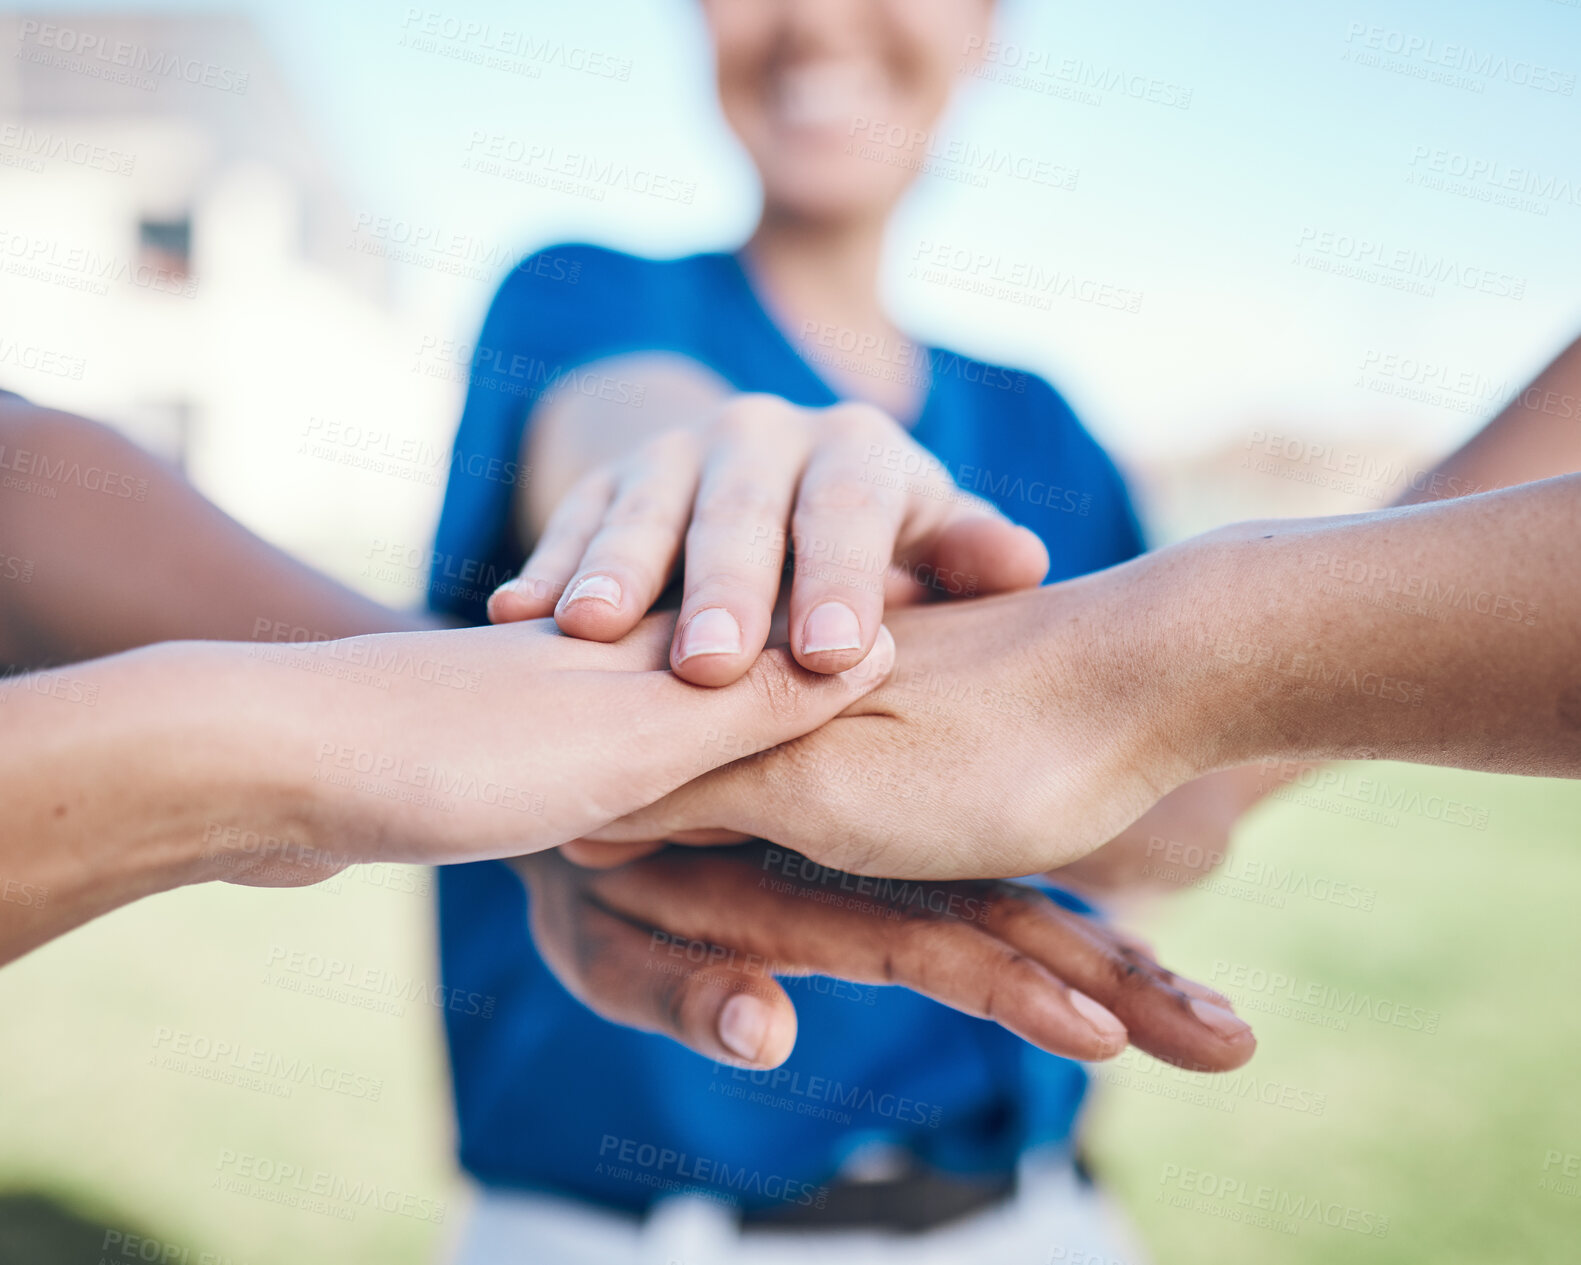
left=773, top=61, right=887, bottom=129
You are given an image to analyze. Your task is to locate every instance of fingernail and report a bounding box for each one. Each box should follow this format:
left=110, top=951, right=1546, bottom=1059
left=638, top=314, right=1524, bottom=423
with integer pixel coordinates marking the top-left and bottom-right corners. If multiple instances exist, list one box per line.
left=802, top=601, right=862, bottom=654
left=718, top=993, right=770, bottom=1061
left=839, top=624, right=895, bottom=688
left=1190, top=997, right=1252, bottom=1040
left=562, top=574, right=622, bottom=609
left=1068, top=989, right=1127, bottom=1042
left=678, top=607, right=742, bottom=660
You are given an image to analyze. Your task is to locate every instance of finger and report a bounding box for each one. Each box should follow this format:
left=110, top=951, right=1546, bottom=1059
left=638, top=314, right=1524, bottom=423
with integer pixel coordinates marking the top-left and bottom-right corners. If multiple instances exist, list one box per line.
left=786, top=405, right=907, bottom=673
left=590, top=850, right=1127, bottom=1062
left=670, top=397, right=811, bottom=686
left=527, top=864, right=797, bottom=1067
left=905, top=516, right=1050, bottom=599
left=488, top=471, right=616, bottom=623
left=554, top=431, right=703, bottom=642
left=645, top=626, right=897, bottom=787
left=560, top=839, right=666, bottom=869
left=976, top=888, right=1256, bottom=1071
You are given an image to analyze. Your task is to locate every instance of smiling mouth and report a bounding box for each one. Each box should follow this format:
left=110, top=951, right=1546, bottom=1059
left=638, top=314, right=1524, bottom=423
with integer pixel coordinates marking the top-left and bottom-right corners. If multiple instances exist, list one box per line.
left=769, top=59, right=891, bottom=132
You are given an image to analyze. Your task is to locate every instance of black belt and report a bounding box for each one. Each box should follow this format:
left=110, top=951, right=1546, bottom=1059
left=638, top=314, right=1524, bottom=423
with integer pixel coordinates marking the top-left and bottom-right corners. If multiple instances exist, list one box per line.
left=739, top=1166, right=1017, bottom=1234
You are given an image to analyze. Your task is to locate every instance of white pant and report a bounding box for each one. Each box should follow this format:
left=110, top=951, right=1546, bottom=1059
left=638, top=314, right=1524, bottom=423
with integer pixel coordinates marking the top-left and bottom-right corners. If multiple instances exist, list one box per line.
left=446, top=1149, right=1150, bottom=1265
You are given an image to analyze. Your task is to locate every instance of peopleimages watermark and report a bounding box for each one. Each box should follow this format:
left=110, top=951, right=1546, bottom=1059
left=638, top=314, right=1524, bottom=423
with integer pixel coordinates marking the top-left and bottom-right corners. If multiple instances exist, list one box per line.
left=462, top=133, right=697, bottom=205
left=961, top=36, right=1194, bottom=110
left=1341, top=21, right=1575, bottom=96
left=0, top=438, right=148, bottom=502
left=0, top=877, right=48, bottom=909
left=1157, top=1162, right=1390, bottom=1238
left=595, top=1135, right=827, bottom=1210
left=262, top=944, right=495, bottom=1020
left=1256, top=759, right=1492, bottom=832
left=0, top=337, right=87, bottom=383
left=1241, top=429, right=1486, bottom=502
left=361, top=539, right=518, bottom=602
left=1310, top=550, right=1539, bottom=628
left=0, top=226, right=196, bottom=299
left=0, top=123, right=137, bottom=177
left=1196, top=627, right=1427, bottom=708
left=213, top=1149, right=446, bottom=1224
left=312, top=742, right=547, bottom=818
left=410, top=331, right=649, bottom=411
left=1209, top=960, right=1441, bottom=1035
left=348, top=212, right=521, bottom=285
left=862, top=438, right=1098, bottom=517
left=151, top=1025, right=384, bottom=1102
left=1354, top=347, right=1512, bottom=416
left=1538, top=1148, right=1580, bottom=1199
left=710, top=1061, right=945, bottom=1128
left=100, top=1229, right=253, bottom=1265
left=398, top=9, right=632, bottom=82
left=0, top=666, right=99, bottom=707
left=756, top=847, right=992, bottom=924
left=15, top=19, right=251, bottom=95
left=909, top=239, right=1143, bottom=315
left=1293, top=226, right=1526, bottom=301
left=1093, top=1045, right=1329, bottom=1118
left=1141, top=835, right=1378, bottom=911
left=1405, top=144, right=1581, bottom=218
left=844, top=117, right=1078, bottom=192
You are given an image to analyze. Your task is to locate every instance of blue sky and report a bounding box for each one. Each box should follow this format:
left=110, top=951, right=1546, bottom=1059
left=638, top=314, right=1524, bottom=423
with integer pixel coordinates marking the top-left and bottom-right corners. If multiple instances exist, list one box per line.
left=36, top=0, right=1581, bottom=460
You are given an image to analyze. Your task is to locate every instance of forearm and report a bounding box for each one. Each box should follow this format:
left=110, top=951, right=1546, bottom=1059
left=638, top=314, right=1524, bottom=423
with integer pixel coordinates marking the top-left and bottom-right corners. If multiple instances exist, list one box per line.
left=0, top=401, right=430, bottom=667
left=0, top=644, right=313, bottom=963
left=1398, top=332, right=1581, bottom=506
left=1158, top=474, right=1581, bottom=778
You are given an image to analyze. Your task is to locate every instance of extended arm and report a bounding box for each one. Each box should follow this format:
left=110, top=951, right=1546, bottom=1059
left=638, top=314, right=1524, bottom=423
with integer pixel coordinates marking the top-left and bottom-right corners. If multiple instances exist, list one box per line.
left=0, top=397, right=429, bottom=669
left=587, top=473, right=1581, bottom=879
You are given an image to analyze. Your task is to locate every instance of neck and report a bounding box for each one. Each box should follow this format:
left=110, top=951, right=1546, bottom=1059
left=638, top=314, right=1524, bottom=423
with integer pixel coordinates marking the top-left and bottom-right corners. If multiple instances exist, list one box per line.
left=741, top=205, right=928, bottom=420
left=743, top=206, right=889, bottom=335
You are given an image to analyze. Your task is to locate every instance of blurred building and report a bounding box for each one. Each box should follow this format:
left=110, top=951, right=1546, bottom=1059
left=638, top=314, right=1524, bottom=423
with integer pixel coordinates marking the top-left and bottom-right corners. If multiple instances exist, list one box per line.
left=0, top=12, right=458, bottom=597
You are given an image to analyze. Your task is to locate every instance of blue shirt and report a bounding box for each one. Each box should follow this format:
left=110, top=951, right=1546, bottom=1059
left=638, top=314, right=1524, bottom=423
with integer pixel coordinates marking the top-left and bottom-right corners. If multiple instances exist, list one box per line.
left=428, top=244, right=1146, bottom=1215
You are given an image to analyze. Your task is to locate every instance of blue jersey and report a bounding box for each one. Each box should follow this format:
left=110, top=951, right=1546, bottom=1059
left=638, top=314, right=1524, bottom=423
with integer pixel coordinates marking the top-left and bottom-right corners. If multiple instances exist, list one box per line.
left=429, top=244, right=1146, bottom=1214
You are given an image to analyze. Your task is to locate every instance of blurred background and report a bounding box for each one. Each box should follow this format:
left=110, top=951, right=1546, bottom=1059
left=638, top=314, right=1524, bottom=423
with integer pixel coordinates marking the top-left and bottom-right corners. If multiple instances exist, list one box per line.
left=1, top=1, right=1578, bottom=1262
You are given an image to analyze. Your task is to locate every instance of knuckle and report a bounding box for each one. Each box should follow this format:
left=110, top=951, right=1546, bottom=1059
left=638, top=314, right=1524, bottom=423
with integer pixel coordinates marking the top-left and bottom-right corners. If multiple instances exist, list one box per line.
left=695, top=478, right=784, bottom=527
left=795, top=478, right=889, bottom=521
left=824, top=401, right=898, bottom=439
left=742, top=654, right=807, bottom=726
left=638, top=427, right=703, bottom=466
left=713, top=394, right=796, bottom=444
left=604, top=489, right=682, bottom=531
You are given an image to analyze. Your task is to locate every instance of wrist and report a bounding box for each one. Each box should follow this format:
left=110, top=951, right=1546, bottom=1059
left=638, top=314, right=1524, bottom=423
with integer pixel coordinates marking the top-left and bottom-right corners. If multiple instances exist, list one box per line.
left=1049, top=528, right=1289, bottom=787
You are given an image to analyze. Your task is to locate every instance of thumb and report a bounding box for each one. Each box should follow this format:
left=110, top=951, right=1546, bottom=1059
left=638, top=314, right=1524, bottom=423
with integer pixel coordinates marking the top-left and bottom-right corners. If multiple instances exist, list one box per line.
left=653, top=624, right=895, bottom=783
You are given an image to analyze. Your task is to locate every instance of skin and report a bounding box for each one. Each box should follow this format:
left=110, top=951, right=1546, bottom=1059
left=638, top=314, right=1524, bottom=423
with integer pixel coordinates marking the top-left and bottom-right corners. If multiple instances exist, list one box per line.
left=0, top=612, right=897, bottom=966
left=577, top=473, right=1581, bottom=879
left=0, top=402, right=1249, bottom=1069
left=489, top=0, right=1031, bottom=686
left=513, top=843, right=1255, bottom=1071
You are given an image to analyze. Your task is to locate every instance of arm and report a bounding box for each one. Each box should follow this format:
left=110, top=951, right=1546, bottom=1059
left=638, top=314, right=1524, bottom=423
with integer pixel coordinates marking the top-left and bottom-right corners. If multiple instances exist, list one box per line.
left=583, top=473, right=1581, bottom=879
left=491, top=358, right=1049, bottom=681
left=0, top=398, right=430, bottom=669
left=0, top=615, right=894, bottom=965
left=1398, top=333, right=1581, bottom=504
left=1058, top=329, right=1581, bottom=895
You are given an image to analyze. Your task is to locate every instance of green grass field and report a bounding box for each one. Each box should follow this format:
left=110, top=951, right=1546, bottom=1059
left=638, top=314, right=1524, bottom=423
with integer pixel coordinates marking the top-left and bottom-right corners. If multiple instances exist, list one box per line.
left=1, top=762, right=1577, bottom=1263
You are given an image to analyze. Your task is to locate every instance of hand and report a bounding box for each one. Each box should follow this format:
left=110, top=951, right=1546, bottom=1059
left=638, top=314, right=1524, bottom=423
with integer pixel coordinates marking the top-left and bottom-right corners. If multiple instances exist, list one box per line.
left=191, top=613, right=895, bottom=886
left=573, top=565, right=1192, bottom=879
left=486, top=395, right=1049, bottom=684
left=513, top=842, right=1255, bottom=1071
